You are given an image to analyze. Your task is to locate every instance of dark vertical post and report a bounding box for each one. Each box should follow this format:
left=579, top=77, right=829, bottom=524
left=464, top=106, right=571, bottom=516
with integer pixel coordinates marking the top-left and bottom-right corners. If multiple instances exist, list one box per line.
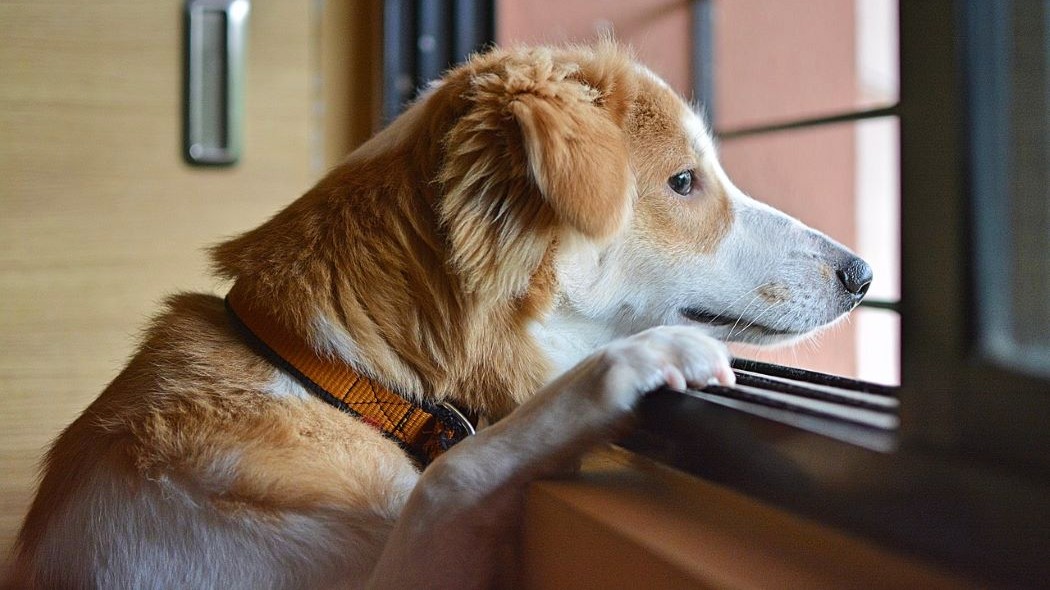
left=691, top=0, right=716, bottom=127
left=453, top=0, right=494, bottom=63
left=417, top=1, right=451, bottom=85
left=384, top=0, right=494, bottom=122
left=383, top=0, right=417, bottom=123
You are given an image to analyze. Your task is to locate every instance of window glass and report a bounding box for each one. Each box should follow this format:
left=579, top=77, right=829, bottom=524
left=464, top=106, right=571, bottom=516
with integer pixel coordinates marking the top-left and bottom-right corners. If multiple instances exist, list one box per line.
left=1003, top=1, right=1050, bottom=373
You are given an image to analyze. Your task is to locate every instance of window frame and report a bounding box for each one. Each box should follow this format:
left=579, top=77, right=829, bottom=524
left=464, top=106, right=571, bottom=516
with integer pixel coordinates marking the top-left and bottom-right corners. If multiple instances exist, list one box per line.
left=899, top=0, right=1050, bottom=471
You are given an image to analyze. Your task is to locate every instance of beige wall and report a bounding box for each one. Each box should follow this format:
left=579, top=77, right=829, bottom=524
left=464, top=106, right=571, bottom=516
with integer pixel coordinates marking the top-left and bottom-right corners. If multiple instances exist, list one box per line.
left=0, top=0, right=324, bottom=557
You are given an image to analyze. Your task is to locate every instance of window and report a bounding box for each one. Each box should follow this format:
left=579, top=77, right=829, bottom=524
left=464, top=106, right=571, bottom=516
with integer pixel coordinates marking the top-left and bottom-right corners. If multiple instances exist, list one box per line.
left=695, top=0, right=900, bottom=385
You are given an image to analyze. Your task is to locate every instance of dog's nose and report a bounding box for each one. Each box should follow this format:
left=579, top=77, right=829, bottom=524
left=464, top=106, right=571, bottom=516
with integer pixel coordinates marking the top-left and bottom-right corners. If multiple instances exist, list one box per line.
left=836, top=257, right=873, bottom=298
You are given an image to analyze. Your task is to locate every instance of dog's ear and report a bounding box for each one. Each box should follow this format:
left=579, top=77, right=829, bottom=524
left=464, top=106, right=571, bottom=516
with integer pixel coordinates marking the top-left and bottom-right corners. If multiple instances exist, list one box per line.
left=439, top=47, right=634, bottom=297
left=508, top=88, right=632, bottom=240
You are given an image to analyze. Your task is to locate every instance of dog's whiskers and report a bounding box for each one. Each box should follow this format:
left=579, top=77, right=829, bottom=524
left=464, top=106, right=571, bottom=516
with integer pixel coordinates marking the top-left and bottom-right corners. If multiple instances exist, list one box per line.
left=734, top=300, right=786, bottom=338
left=727, top=293, right=764, bottom=340
left=708, top=285, right=765, bottom=326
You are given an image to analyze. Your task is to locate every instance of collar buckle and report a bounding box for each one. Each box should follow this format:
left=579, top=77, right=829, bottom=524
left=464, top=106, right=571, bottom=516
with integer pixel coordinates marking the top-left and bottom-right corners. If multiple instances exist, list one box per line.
left=438, top=401, right=477, bottom=436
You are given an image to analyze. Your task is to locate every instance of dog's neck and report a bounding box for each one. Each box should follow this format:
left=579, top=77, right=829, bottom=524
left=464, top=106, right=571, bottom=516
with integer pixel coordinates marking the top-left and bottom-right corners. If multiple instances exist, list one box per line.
left=530, top=307, right=619, bottom=381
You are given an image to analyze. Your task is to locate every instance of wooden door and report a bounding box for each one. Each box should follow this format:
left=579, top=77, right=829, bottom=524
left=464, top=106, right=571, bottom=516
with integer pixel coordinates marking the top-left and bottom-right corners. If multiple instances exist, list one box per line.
left=0, top=0, right=325, bottom=555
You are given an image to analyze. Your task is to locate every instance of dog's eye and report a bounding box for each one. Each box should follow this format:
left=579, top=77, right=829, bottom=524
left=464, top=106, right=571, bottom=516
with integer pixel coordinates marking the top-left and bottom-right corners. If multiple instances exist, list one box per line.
left=668, top=170, right=695, bottom=196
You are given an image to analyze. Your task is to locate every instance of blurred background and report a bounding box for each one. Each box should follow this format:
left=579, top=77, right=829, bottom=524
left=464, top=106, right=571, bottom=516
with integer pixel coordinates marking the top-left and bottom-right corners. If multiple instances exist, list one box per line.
left=0, top=0, right=900, bottom=557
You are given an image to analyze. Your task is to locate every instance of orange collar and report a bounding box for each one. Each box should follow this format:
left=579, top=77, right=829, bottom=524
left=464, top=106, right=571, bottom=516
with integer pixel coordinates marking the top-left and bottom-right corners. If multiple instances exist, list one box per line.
left=224, top=283, right=475, bottom=467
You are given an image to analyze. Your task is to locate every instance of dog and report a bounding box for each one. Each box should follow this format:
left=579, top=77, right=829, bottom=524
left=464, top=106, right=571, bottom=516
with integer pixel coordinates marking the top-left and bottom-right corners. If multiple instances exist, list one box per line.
left=7, top=41, right=871, bottom=589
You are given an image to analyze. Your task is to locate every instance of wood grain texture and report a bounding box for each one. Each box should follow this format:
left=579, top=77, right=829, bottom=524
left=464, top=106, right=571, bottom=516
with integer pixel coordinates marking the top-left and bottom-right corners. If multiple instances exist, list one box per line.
left=0, top=0, right=316, bottom=558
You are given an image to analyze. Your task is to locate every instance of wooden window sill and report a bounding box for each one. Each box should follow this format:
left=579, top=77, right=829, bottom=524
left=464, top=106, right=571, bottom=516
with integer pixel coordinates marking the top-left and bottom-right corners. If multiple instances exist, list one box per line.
left=522, top=447, right=965, bottom=590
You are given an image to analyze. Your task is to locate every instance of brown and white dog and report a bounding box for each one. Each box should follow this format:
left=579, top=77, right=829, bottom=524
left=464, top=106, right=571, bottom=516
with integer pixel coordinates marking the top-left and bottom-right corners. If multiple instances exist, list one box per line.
left=8, top=42, right=871, bottom=589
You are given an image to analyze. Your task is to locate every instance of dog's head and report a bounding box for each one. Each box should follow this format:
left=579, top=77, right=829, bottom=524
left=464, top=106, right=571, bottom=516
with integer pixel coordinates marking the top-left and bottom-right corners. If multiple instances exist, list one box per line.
left=213, top=42, right=871, bottom=410
left=432, top=43, right=872, bottom=348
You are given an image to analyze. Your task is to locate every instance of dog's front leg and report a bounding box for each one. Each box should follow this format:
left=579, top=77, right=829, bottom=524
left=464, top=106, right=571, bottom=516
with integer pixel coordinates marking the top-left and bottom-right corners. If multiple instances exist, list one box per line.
left=367, top=325, right=734, bottom=590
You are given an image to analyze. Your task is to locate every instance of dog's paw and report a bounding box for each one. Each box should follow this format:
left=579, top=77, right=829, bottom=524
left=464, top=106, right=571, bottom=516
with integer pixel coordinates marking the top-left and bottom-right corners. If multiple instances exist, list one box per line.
left=497, top=326, right=733, bottom=466
left=587, top=325, right=735, bottom=412
left=600, top=323, right=739, bottom=407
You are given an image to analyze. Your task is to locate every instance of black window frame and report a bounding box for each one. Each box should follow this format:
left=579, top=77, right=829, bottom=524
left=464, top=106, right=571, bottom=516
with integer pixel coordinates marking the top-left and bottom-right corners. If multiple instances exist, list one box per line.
left=901, top=0, right=1050, bottom=472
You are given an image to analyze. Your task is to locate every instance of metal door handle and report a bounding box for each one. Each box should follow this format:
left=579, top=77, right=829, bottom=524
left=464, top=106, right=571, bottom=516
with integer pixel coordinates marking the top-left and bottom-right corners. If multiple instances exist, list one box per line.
left=184, top=0, right=249, bottom=165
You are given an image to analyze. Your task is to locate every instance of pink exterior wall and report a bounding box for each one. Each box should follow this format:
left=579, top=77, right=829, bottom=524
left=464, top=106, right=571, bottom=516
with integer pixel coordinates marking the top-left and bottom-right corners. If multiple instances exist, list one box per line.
left=496, top=0, right=691, bottom=95
left=713, top=0, right=859, bottom=130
